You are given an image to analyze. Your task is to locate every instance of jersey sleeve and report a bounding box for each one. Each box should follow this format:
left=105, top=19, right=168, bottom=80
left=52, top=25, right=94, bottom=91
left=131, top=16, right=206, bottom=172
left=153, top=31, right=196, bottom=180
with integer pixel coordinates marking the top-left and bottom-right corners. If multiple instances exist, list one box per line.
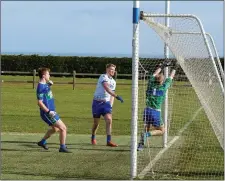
left=100, top=74, right=108, bottom=84
left=147, top=75, right=155, bottom=89
left=36, top=85, right=44, bottom=100
left=164, top=77, right=173, bottom=90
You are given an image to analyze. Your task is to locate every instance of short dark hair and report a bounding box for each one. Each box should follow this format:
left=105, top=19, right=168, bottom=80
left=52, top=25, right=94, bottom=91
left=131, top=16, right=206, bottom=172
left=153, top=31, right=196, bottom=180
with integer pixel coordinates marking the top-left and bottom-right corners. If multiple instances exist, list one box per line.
left=38, top=67, right=50, bottom=79
left=106, top=63, right=116, bottom=69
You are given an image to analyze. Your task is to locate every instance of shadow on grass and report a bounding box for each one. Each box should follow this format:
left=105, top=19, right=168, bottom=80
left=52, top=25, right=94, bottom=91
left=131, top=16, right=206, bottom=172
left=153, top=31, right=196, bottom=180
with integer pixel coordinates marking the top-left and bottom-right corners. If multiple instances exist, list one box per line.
left=2, top=114, right=122, bottom=121
left=2, top=140, right=130, bottom=152
left=2, top=170, right=128, bottom=180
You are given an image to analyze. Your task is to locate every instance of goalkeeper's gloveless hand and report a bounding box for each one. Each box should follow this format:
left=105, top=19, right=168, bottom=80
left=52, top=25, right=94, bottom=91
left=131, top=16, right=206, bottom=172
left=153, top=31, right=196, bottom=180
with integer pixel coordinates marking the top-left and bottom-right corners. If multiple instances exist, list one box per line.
left=116, top=95, right=124, bottom=103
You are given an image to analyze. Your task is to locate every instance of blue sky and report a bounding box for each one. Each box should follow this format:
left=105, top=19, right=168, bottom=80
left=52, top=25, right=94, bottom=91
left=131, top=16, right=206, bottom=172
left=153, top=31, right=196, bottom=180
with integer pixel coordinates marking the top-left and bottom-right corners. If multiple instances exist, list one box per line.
left=2, top=1, right=223, bottom=57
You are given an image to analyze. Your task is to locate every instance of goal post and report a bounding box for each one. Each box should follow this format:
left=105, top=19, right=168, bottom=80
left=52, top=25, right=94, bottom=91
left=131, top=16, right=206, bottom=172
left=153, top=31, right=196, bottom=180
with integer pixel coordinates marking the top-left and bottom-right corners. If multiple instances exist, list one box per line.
left=131, top=0, right=139, bottom=179
left=131, top=7, right=224, bottom=180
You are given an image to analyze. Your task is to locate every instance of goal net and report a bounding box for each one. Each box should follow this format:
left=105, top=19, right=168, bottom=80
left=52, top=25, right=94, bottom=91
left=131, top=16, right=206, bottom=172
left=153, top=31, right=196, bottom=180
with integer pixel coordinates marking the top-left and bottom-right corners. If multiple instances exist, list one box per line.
left=136, top=12, right=224, bottom=180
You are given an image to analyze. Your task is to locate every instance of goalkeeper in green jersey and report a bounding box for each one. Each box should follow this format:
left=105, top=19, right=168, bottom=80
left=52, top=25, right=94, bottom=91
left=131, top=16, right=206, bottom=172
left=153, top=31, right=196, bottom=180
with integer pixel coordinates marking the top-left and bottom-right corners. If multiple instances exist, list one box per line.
left=137, top=60, right=177, bottom=151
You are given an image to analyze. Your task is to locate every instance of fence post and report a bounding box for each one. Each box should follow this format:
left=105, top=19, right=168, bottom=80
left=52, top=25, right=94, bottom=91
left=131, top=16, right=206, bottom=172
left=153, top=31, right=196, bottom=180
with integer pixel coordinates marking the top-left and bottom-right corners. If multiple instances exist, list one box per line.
left=114, top=71, right=118, bottom=80
left=73, top=70, right=76, bottom=90
left=33, top=69, right=36, bottom=89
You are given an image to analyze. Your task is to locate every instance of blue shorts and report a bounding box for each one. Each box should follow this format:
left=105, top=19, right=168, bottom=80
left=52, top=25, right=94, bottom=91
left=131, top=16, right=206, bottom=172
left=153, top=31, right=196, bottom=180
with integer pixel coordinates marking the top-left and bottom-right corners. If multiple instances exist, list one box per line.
left=92, top=100, right=112, bottom=118
left=40, top=112, right=60, bottom=126
left=143, top=107, right=163, bottom=127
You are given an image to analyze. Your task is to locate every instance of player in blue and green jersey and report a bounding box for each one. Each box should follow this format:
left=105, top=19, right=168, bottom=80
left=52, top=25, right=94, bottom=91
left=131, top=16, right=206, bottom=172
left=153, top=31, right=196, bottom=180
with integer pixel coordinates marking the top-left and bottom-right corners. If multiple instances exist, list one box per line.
left=137, top=60, right=177, bottom=151
left=36, top=67, right=71, bottom=153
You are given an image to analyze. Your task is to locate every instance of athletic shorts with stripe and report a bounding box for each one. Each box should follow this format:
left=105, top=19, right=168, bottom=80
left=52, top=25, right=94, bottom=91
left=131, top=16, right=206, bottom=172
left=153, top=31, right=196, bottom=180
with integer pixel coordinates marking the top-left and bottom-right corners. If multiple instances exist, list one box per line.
left=40, top=112, right=60, bottom=126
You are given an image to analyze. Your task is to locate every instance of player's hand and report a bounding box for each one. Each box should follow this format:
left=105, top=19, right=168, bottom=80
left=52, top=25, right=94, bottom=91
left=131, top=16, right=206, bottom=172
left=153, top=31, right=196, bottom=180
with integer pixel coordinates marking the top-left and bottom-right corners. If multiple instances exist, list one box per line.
left=116, top=95, right=124, bottom=103
left=158, top=59, right=172, bottom=69
left=162, top=59, right=172, bottom=67
left=48, top=80, right=54, bottom=86
left=47, top=110, right=56, bottom=118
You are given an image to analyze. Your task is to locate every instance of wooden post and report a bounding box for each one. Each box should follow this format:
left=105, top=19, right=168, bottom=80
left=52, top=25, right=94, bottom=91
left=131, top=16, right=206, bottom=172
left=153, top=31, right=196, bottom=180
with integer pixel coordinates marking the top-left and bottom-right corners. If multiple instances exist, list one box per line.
left=33, top=69, right=36, bottom=89
left=73, top=70, right=76, bottom=90
left=114, top=71, right=118, bottom=80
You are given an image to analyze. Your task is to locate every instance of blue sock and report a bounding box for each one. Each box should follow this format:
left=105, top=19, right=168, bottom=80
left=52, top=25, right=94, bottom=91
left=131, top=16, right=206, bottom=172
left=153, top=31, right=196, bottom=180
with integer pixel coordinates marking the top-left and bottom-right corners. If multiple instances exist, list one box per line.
left=91, top=134, right=95, bottom=140
left=40, top=139, right=46, bottom=145
left=107, top=135, right=111, bottom=143
left=146, top=132, right=151, bottom=137
left=60, top=144, right=66, bottom=149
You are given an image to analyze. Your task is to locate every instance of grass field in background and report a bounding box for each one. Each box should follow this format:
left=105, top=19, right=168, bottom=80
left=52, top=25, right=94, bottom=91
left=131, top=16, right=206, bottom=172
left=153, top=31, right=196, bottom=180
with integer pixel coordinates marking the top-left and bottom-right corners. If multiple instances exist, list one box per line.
left=1, top=75, right=224, bottom=180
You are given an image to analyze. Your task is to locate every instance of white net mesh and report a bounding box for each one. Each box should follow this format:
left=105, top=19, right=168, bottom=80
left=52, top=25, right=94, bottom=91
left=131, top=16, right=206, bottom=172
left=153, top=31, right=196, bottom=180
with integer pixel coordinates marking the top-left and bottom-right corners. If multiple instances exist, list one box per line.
left=136, top=13, right=224, bottom=180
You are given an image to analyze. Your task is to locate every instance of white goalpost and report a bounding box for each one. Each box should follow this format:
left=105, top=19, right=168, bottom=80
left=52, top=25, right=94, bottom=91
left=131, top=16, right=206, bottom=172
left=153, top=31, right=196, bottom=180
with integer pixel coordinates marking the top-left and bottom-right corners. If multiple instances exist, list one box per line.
left=131, top=1, right=224, bottom=180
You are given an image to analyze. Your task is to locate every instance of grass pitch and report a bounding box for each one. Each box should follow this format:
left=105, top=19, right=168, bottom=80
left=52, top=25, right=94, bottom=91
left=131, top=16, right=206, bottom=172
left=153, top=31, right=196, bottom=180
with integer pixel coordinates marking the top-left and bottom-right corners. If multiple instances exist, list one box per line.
left=1, top=75, right=224, bottom=180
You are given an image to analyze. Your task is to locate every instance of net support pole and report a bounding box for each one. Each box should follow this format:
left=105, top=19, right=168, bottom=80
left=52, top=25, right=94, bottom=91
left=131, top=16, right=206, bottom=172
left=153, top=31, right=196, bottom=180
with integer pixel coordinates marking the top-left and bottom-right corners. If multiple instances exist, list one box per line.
left=163, top=0, right=170, bottom=148
left=131, top=0, right=140, bottom=179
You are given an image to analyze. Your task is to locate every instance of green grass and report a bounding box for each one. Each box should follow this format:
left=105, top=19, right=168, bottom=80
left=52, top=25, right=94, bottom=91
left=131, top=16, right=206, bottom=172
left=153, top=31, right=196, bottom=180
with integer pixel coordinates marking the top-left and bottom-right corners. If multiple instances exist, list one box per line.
left=1, top=75, right=224, bottom=180
left=1, top=133, right=130, bottom=180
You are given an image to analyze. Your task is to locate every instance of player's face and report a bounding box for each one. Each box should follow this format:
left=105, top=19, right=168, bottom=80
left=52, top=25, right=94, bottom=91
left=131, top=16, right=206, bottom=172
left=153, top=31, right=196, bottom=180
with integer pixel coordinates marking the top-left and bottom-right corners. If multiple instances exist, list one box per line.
left=156, top=74, right=164, bottom=85
left=158, top=74, right=164, bottom=84
left=43, top=71, right=50, bottom=82
left=107, top=66, right=116, bottom=77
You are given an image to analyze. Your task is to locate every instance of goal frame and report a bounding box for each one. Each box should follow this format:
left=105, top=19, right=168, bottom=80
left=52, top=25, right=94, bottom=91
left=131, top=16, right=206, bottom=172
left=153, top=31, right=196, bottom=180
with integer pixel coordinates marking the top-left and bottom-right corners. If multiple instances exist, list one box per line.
left=131, top=6, right=224, bottom=179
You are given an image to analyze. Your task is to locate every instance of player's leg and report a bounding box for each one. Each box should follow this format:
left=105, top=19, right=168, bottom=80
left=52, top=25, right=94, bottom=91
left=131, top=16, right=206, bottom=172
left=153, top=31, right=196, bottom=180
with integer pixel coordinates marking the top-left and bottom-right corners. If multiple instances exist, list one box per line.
left=38, top=113, right=59, bottom=150
left=91, top=118, right=100, bottom=145
left=138, top=108, right=150, bottom=151
left=149, top=115, right=165, bottom=136
left=149, top=125, right=165, bottom=136
left=104, top=113, right=118, bottom=147
left=53, top=120, right=67, bottom=147
left=91, top=100, right=101, bottom=145
left=103, top=102, right=117, bottom=147
left=46, top=113, right=70, bottom=153
left=38, top=126, right=59, bottom=149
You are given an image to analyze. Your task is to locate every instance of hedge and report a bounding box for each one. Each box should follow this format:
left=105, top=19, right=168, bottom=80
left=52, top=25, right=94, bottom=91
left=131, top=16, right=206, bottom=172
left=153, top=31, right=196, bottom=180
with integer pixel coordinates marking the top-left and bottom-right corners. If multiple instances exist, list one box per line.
left=1, top=54, right=224, bottom=76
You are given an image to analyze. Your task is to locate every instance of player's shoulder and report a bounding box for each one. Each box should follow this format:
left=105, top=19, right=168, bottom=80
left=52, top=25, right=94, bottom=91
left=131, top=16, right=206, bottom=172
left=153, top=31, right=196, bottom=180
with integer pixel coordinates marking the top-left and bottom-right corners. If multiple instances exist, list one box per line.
left=99, top=74, right=107, bottom=79
left=37, top=82, right=47, bottom=92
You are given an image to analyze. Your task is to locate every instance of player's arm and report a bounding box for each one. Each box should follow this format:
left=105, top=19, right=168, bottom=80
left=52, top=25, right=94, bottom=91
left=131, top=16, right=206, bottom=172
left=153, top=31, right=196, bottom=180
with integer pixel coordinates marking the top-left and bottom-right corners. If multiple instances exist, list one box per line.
left=103, top=82, right=117, bottom=98
left=103, top=82, right=124, bottom=103
left=37, top=89, right=55, bottom=115
left=164, top=65, right=178, bottom=89
left=169, top=69, right=176, bottom=79
left=154, top=59, right=173, bottom=76
left=110, top=82, right=116, bottom=106
left=169, top=60, right=179, bottom=79
left=153, top=67, right=162, bottom=77
left=37, top=100, right=50, bottom=113
left=110, top=95, right=115, bottom=107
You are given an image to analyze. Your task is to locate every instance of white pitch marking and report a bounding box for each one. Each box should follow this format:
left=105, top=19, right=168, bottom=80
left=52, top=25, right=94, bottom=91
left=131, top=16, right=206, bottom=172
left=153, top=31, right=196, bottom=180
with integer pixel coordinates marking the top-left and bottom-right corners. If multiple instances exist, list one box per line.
left=138, top=106, right=203, bottom=179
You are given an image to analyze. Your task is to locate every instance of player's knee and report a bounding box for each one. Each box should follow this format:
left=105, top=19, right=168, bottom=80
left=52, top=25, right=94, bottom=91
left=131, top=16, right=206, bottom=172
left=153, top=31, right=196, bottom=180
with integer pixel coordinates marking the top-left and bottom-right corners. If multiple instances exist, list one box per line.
left=62, top=125, right=67, bottom=132
left=52, top=126, right=59, bottom=133
left=57, top=121, right=67, bottom=132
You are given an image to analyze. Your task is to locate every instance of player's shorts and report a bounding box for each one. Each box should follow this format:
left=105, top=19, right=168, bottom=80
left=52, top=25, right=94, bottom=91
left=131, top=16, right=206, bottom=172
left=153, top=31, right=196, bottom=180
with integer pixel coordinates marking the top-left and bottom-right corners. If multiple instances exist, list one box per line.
left=40, top=112, right=60, bottom=126
left=92, top=100, right=112, bottom=118
left=143, top=107, right=163, bottom=127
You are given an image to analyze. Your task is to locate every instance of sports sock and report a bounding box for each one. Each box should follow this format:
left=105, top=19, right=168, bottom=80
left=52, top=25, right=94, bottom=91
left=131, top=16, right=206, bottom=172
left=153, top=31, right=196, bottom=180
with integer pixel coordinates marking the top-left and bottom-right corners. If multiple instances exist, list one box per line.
left=107, top=135, right=111, bottom=143
left=40, top=139, right=47, bottom=145
left=91, top=134, right=96, bottom=140
left=60, top=144, right=66, bottom=149
left=146, top=131, right=151, bottom=137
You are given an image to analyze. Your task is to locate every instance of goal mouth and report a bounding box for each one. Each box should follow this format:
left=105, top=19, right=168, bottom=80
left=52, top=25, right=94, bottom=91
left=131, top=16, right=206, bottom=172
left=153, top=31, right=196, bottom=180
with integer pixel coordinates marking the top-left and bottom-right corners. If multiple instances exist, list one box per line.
left=134, top=11, right=224, bottom=180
